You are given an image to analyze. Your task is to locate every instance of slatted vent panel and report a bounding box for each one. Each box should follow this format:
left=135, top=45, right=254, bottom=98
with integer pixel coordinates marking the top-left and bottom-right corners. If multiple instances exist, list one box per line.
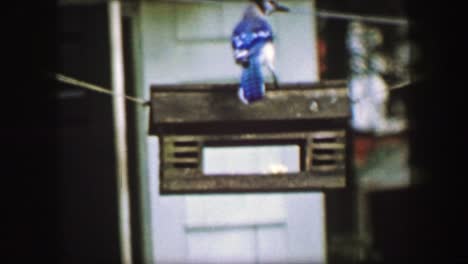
left=160, top=130, right=347, bottom=192
left=163, top=131, right=346, bottom=177
left=309, top=131, right=346, bottom=173
left=163, top=137, right=202, bottom=174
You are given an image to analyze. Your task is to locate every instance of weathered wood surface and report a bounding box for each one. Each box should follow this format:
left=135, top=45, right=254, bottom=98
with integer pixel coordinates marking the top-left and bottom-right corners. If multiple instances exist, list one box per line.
left=150, top=82, right=350, bottom=193
left=163, top=131, right=345, bottom=142
left=150, top=82, right=350, bottom=125
left=159, top=130, right=347, bottom=193
left=161, top=174, right=346, bottom=194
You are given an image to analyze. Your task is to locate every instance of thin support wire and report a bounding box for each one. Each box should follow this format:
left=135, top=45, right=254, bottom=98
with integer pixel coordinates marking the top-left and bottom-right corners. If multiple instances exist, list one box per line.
left=389, top=80, right=411, bottom=90
left=54, top=73, right=149, bottom=106
left=314, top=10, right=408, bottom=26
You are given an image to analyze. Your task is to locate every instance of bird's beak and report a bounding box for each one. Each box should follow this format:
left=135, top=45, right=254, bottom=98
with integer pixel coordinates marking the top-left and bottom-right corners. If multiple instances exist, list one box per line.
left=274, top=2, right=290, bottom=12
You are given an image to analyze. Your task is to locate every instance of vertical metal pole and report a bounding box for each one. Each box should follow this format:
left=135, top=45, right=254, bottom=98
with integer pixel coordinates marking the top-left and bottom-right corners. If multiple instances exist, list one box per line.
left=108, top=1, right=133, bottom=263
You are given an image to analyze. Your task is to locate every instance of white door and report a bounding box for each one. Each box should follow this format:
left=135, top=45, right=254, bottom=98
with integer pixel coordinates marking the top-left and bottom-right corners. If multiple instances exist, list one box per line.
left=148, top=139, right=326, bottom=263
left=139, top=1, right=324, bottom=263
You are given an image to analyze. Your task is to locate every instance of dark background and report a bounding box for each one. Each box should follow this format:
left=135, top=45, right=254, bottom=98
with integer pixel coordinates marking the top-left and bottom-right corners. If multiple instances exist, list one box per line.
left=3, top=0, right=467, bottom=263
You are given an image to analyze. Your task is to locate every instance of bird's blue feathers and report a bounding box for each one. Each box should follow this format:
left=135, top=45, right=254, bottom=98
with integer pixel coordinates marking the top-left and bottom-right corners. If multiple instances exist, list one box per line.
left=232, top=3, right=280, bottom=104
left=240, top=58, right=265, bottom=103
left=231, top=17, right=273, bottom=50
left=231, top=17, right=273, bottom=64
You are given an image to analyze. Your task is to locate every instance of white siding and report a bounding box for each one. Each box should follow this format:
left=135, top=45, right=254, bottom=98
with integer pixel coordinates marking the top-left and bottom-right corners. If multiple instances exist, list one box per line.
left=138, top=1, right=325, bottom=263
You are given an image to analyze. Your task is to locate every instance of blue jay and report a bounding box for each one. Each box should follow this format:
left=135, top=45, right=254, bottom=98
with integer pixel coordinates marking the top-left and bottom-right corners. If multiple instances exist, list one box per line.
left=231, top=0, right=289, bottom=104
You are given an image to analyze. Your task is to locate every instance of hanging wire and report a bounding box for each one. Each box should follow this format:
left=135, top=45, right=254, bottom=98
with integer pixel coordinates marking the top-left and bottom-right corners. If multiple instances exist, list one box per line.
left=54, top=71, right=410, bottom=106
left=389, top=80, right=410, bottom=91
left=54, top=73, right=150, bottom=106
left=313, top=10, right=408, bottom=26
left=347, top=80, right=411, bottom=104
left=54, top=72, right=410, bottom=109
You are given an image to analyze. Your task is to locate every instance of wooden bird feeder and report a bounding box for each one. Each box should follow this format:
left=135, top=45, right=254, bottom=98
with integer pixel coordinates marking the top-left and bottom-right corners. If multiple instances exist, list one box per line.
left=149, top=80, right=351, bottom=194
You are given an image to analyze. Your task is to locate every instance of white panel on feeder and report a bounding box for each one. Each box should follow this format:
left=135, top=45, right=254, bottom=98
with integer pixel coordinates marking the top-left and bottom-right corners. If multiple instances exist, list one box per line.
left=202, top=145, right=300, bottom=175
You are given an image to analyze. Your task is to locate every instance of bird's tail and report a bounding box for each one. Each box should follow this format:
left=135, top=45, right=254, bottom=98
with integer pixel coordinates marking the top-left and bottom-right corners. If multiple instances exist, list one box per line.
left=239, top=59, right=265, bottom=104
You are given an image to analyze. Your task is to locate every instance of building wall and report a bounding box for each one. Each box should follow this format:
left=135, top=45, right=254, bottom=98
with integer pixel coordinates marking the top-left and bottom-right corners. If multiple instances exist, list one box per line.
left=134, top=1, right=324, bottom=263
left=140, top=0, right=319, bottom=86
